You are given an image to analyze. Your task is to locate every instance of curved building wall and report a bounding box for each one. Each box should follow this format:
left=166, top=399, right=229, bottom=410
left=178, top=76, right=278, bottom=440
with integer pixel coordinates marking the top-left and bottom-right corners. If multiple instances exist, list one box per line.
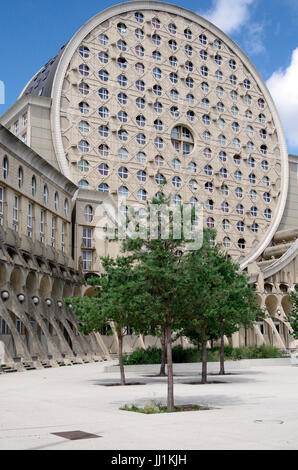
left=0, top=2, right=289, bottom=268
left=49, top=1, right=288, bottom=267
left=0, top=125, right=105, bottom=368
left=0, top=1, right=295, bottom=361
left=278, top=155, right=298, bottom=231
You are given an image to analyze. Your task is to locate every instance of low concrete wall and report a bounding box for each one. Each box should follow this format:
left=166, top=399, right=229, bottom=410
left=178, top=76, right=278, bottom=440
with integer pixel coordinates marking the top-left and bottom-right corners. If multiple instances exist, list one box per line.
left=104, top=357, right=290, bottom=374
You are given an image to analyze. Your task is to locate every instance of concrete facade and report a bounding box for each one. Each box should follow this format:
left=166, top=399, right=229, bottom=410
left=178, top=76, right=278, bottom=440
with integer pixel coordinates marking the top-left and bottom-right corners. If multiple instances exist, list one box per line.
left=0, top=125, right=107, bottom=369
left=0, top=95, right=59, bottom=170
left=278, top=155, right=298, bottom=231
left=0, top=1, right=298, bottom=367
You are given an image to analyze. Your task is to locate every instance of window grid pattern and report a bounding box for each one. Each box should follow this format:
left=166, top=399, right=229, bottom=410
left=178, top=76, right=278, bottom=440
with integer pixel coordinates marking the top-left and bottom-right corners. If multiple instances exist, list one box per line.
left=59, top=8, right=282, bottom=258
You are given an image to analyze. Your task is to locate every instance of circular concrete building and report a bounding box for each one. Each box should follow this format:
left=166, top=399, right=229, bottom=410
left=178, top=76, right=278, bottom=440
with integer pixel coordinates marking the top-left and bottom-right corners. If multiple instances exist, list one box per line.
left=0, top=1, right=296, bottom=364
left=19, top=1, right=289, bottom=267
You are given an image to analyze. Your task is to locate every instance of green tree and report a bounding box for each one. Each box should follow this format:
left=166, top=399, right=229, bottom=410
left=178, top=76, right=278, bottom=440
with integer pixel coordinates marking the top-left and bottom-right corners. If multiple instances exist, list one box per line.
left=67, top=256, right=152, bottom=385
left=183, top=240, right=223, bottom=383
left=183, top=239, right=263, bottom=382
left=122, top=238, right=189, bottom=410
left=209, top=256, right=263, bottom=375
left=122, top=196, right=196, bottom=410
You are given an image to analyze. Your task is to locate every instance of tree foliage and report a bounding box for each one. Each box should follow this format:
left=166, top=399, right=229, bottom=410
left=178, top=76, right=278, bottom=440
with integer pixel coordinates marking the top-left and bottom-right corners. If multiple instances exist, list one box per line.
left=288, top=288, right=298, bottom=339
left=182, top=240, right=264, bottom=380
left=68, top=194, right=263, bottom=402
left=67, top=255, right=152, bottom=385
left=121, top=197, right=194, bottom=410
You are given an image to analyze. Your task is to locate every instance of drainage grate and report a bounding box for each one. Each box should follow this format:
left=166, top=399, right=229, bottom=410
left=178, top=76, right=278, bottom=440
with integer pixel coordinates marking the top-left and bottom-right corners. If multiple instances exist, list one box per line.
left=52, top=431, right=102, bottom=441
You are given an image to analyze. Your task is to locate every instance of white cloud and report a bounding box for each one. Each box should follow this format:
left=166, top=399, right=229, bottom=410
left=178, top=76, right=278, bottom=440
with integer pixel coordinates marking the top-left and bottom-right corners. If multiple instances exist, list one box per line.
left=267, top=48, right=298, bottom=148
left=200, top=0, right=254, bottom=34
left=244, top=23, right=265, bottom=55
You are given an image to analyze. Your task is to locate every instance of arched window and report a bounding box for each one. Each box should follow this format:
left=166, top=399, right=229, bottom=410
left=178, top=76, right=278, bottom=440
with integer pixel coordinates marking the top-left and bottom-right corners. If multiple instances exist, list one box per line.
left=135, top=12, right=144, bottom=23
left=173, top=194, right=182, bottom=206
left=238, top=239, right=246, bottom=249
left=79, top=102, right=89, bottom=114
left=223, top=237, right=231, bottom=248
left=118, top=167, right=128, bottom=179
left=118, top=40, right=127, bottom=51
left=18, top=167, right=23, bottom=188
left=118, top=186, right=129, bottom=198
left=152, top=34, right=161, bottom=46
left=78, top=180, right=89, bottom=189
left=99, top=163, right=109, bottom=176
left=98, top=183, right=109, bottom=193
left=118, top=148, right=129, bottom=161
left=207, top=217, right=215, bottom=228
left=78, top=140, right=89, bottom=153
left=31, top=176, right=36, bottom=196
left=78, top=160, right=89, bottom=172
left=171, top=126, right=194, bottom=155
left=137, top=189, right=147, bottom=201
left=43, top=185, right=49, bottom=204
left=2, top=156, right=8, bottom=180
left=84, top=205, right=93, bottom=223
left=64, top=199, right=69, bottom=217
left=54, top=192, right=59, bottom=211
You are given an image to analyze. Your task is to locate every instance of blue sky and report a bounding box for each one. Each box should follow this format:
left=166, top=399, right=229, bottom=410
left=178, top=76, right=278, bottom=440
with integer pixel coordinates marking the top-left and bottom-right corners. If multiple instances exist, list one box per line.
left=1, top=0, right=298, bottom=152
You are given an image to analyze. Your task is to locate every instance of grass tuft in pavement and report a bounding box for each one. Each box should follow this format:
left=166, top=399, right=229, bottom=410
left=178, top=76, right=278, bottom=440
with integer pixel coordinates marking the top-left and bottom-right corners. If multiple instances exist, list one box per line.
left=120, top=401, right=209, bottom=414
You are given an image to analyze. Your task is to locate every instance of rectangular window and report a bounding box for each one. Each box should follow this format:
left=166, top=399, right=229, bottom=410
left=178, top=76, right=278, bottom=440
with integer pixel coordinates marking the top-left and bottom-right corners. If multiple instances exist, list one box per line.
left=82, top=250, right=92, bottom=271
left=27, top=203, right=33, bottom=238
left=1, top=319, right=7, bottom=335
left=183, top=143, right=191, bottom=155
left=3, top=157, right=8, bottom=180
left=172, top=140, right=179, bottom=151
left=14, top=121, right=19, bottom=134
left=23, top=113, right=28, bottom=126
left=22, top=134, right=27, bottom=145
left=0, top=186, right=4, bottom=226
left=12, top=196, right=19, bottom=232
left=40, top=210, right=45, bottom=243
left=61, top=222, right=65, bottom=253
left=16, top=319, right=22, bottom=334
left=51, top=216, right=56, bottom=248
left=82, top=228, right=92, bottom=248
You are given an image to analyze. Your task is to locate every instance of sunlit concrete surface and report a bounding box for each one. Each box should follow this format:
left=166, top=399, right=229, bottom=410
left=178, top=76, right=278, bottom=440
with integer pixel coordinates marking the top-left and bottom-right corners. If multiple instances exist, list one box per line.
left=0, top=361, right=298, bottom=450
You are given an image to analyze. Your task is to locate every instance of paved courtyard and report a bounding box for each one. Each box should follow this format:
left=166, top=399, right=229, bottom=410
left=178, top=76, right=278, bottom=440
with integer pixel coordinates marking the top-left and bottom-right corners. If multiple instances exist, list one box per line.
left=0, top=360, right=298, bottom=450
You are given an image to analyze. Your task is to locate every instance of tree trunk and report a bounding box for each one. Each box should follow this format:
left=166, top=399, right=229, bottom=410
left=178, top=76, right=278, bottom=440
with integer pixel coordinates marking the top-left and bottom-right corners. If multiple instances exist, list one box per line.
left=201, top=325, right=207, bottom=384
left=219, top=334, right=225, bottom=375
left=117, top=330, right=126, bottom=386
left=244, top=327, right=248, bottom=347
left=165, top=303, right=174, bottom=411
left=159, top=330, right=167, bottom=377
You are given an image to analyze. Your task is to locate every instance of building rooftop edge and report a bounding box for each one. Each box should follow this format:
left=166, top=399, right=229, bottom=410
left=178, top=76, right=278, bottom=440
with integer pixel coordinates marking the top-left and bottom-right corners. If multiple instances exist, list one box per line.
left=0, top=124, right=77, bottom=197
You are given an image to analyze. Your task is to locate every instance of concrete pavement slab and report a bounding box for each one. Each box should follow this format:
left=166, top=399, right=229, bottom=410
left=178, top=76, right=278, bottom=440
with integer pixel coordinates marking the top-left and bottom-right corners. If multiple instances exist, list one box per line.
left=0, top=361, right=297, bottom=450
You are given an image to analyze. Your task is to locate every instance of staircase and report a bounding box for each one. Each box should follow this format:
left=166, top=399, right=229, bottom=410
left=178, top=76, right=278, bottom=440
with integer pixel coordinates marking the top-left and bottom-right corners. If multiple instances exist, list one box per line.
left=22, top=362, right=37, bottom=371
left=70, top=359, right=80, bottom=365
left=0, top=356, right=105, bottom=374
left=57, top=360, right=66, bottom=367
left=40, top=361, right=52, bottom=369
left=1, top=364, right=18, bottom=374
